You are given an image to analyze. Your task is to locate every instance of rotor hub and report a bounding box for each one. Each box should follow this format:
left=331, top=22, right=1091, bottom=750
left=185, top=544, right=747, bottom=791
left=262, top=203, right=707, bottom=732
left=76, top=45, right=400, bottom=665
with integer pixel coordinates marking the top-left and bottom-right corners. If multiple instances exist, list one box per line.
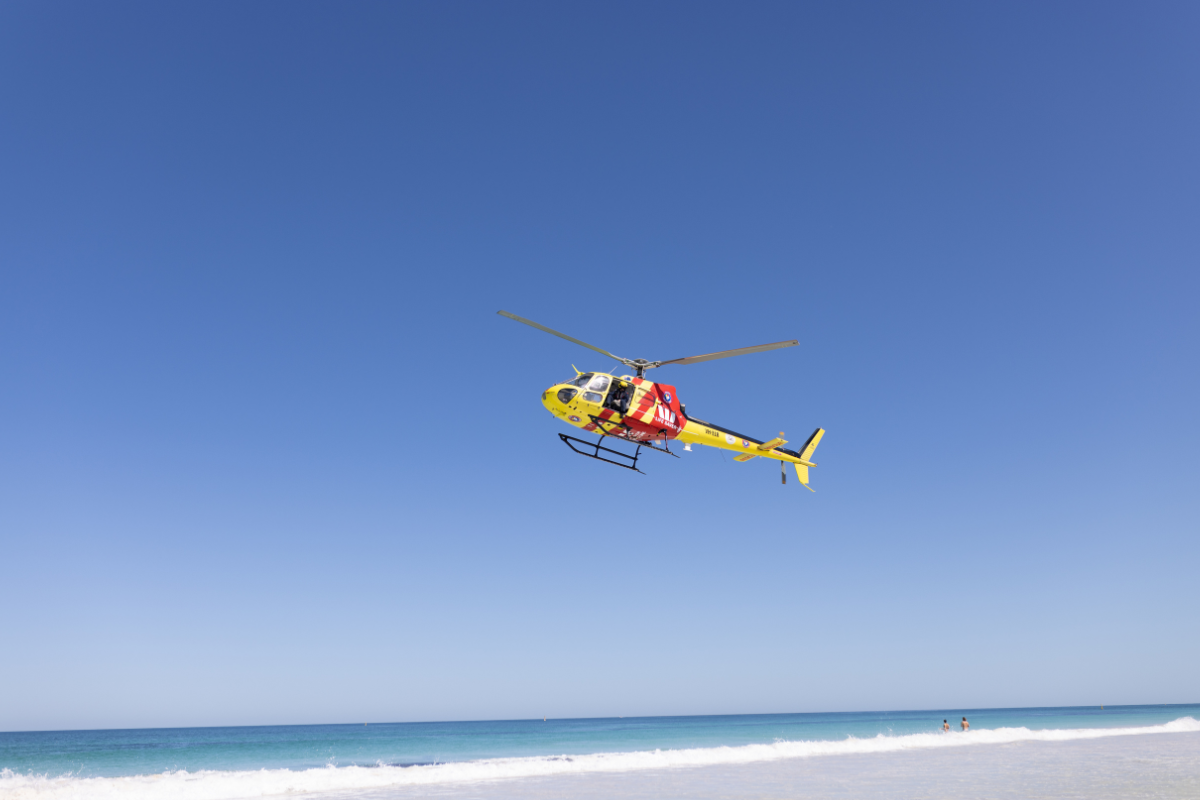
left=624, top=358, right=658, bottom=378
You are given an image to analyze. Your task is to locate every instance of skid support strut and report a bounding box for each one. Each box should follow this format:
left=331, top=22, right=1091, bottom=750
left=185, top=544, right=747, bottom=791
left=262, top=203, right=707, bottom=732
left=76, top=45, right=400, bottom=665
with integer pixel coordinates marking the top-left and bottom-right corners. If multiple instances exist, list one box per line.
left=559, top=433, right=645, bottom=472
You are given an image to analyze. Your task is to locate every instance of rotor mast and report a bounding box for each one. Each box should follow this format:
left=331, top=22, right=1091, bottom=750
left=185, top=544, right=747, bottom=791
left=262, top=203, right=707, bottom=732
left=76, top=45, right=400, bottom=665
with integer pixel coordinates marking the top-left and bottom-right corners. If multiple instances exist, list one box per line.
left=628, top=359, right=653, bottom=378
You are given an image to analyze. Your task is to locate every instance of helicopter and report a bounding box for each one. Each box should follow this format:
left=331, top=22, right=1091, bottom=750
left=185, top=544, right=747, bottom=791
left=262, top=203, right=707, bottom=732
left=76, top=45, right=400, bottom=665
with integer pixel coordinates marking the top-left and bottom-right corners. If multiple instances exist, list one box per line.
left=498, top=310, right=825, bottom=489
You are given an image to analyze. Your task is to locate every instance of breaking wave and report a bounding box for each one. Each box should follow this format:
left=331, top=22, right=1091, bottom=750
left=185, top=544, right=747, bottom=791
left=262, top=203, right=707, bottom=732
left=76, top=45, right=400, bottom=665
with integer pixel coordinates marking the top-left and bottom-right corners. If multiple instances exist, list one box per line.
left=2, top=717, right=1197, bottom=800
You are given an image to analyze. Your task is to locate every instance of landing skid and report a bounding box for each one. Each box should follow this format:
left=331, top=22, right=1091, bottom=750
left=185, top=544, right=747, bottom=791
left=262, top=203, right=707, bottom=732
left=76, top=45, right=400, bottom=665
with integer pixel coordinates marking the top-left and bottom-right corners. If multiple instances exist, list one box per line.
left=558, top=433, right=679, bottom=473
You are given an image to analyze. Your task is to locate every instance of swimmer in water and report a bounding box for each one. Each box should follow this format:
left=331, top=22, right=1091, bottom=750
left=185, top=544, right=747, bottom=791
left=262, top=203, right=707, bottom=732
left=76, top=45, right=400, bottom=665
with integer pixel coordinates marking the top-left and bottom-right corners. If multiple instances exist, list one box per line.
left=943, top=720, right=950, bottom=731
left=961, top=717, right=970, bottom=731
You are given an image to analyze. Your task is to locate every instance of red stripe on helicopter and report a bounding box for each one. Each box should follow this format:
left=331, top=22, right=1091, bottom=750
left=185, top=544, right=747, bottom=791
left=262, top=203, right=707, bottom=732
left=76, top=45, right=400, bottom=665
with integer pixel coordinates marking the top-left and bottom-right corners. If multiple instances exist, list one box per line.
left=582, top=407, right=617, bottom=433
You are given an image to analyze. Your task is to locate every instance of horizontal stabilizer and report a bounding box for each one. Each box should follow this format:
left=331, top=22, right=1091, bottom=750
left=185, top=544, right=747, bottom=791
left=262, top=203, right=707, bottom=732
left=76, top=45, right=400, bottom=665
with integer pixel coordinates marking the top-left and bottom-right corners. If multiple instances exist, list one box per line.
left=734, top=453, right=757, bottom=462
left=757, top=435, right=787, bottom=451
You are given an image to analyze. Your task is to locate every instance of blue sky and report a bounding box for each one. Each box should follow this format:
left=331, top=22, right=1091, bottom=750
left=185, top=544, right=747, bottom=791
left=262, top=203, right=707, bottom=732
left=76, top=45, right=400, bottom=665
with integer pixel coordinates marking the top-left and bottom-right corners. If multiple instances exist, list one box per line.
left=1, top=1, right=1197, bottom=732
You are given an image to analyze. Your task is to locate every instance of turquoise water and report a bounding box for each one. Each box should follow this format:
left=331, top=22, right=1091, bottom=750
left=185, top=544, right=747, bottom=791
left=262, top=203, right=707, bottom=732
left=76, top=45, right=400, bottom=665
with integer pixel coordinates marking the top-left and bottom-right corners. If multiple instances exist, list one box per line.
left=3, top=704, right=1196, bottom=775
left=2, top=704, right=1197, bottom=799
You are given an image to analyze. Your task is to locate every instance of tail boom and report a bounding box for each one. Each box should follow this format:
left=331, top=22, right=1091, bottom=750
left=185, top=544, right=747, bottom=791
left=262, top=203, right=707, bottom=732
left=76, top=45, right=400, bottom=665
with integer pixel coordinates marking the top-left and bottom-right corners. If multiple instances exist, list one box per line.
left=678, top=417, right=825, bottom=487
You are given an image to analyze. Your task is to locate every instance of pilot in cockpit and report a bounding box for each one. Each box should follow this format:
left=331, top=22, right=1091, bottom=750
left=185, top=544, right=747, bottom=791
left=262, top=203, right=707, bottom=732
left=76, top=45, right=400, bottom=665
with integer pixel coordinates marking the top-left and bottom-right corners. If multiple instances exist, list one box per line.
left=604, top=379, right=634, bottom=414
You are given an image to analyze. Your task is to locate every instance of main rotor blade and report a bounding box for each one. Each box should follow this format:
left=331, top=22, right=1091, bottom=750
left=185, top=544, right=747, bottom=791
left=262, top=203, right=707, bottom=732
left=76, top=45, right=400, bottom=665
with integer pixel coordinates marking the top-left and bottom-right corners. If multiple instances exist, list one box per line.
left=658, top=339, right=799, bottom=366
left=497, top=310, right=627, bottom=362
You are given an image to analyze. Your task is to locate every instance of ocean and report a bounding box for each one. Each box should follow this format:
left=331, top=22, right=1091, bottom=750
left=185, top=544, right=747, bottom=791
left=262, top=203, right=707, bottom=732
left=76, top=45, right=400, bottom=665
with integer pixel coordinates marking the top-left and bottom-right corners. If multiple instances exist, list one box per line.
left=2, top=704, right=1197, bottom=799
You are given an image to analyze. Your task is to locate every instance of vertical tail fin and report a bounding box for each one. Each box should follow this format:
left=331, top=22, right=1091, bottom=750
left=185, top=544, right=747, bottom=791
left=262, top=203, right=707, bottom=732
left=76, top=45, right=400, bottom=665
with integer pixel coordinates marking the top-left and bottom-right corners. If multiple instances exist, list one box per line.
left=794, top=428, right=825, bottom=491
left=798, top=427, right=824, bottom=462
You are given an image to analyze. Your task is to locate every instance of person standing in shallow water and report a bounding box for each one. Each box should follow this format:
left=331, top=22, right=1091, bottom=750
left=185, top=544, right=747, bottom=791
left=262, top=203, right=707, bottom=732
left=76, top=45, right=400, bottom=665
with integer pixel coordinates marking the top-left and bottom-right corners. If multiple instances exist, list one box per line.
left=961, top=717, right=970, bottom=731
left=943, top=720, right=950, bottom=731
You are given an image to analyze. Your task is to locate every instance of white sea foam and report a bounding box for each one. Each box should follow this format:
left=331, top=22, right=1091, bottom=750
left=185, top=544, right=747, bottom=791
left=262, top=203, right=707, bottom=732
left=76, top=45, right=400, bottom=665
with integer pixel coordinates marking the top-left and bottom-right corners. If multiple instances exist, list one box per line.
left=2, top=717, right=1197, bottom=800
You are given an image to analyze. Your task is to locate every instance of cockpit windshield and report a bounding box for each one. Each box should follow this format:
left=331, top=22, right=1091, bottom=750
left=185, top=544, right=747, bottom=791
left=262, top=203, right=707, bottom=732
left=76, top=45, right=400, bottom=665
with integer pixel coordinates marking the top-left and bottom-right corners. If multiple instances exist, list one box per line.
left=568, top=372, right=593, bottom=387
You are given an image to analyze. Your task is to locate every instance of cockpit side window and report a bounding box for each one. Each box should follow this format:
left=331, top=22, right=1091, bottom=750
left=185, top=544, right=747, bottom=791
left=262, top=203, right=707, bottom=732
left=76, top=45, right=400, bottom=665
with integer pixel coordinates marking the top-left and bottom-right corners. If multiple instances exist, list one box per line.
left=587, top=375, right=610, bottom=392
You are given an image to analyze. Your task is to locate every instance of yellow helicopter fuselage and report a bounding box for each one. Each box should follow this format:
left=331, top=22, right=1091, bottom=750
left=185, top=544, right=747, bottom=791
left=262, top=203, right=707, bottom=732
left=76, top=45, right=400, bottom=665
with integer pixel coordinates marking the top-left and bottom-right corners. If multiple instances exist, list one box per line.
left=542, top=370, right=824, bottom=487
